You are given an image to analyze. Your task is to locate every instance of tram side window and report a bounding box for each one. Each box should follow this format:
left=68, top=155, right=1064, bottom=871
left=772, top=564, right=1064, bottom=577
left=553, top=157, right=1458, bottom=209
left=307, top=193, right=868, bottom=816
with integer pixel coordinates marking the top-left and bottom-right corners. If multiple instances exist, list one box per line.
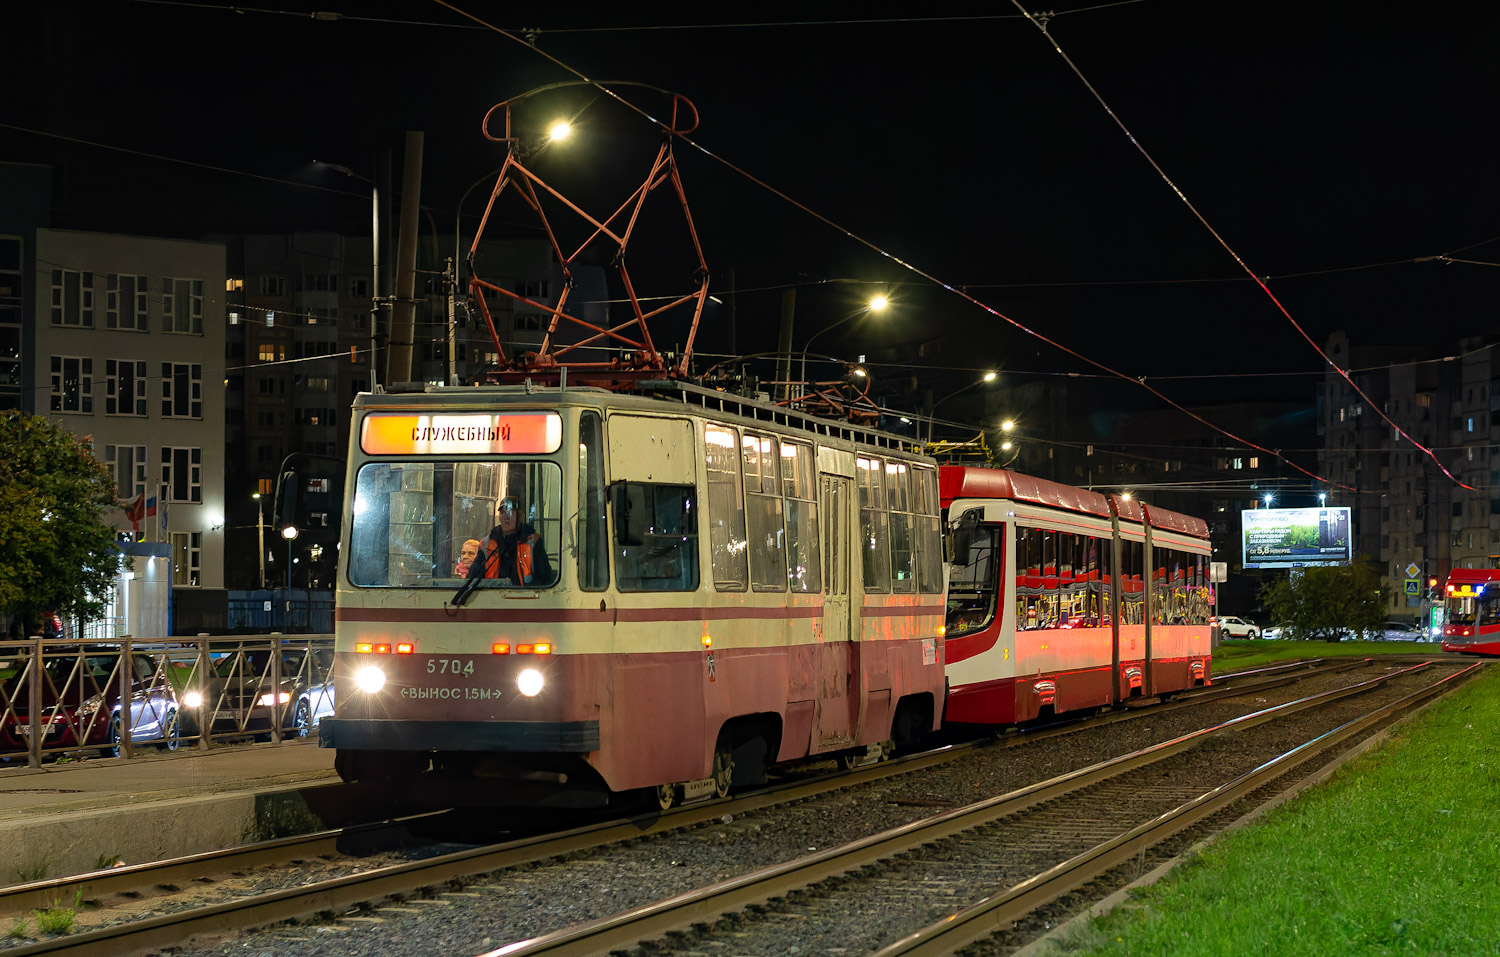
left=914, top=466, right=943, bottom=594
left=947, top=522, right=1002, bottom=636
left=612, top=482, right=699, bottom=591
left=857, top=456, right=891, bottom=592
left=578, top=411, right=608, bottom=590
left=704, top=425, right=748, bottom=590
left=1080, top=533, right=1106, bottom=627
left=742, top=432, right=786, bottom=591
left=887, top=462, right=917, bottom=593
left=1119, top=539, right=1145, bottom=624
left=1152, top=547, right=1181, bottom=625
left=780, top=439, right=822, bottom=592
left=1187, top=552, right=1209, bottom=624
left=1480, top=596, right=1500, bottom=628
left=1015, top=525, right=1049, bottom=630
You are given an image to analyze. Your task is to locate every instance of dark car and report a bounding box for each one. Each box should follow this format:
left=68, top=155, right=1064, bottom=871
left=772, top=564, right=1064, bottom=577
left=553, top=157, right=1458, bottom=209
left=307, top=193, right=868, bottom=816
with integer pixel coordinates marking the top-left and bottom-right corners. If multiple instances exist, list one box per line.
left=1, top=649, right=186, bottom=757
left=188, top=647, right=334, bottom=741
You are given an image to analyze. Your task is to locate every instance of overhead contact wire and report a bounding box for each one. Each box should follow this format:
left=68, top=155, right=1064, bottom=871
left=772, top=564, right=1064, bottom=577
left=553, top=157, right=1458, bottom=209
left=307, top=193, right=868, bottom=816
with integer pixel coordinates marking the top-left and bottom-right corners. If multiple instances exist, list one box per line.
left=432, top=1, right=1354, bottom=492
left=1008, top=1, right=1474, bottom=491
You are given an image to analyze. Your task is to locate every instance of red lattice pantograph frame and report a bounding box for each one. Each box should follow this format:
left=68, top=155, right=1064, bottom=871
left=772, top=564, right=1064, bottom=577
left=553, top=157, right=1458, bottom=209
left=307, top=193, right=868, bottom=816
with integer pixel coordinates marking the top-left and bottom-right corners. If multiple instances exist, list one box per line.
left=468, top=85, right=708, bottom=387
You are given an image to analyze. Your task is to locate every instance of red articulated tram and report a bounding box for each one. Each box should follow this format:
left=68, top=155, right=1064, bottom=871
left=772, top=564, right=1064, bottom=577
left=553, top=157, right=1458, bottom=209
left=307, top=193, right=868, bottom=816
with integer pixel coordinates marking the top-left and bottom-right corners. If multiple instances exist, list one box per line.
left=938, top=466, right=1213, bottom=726
left=1440, top=568, right=1500, bottom=655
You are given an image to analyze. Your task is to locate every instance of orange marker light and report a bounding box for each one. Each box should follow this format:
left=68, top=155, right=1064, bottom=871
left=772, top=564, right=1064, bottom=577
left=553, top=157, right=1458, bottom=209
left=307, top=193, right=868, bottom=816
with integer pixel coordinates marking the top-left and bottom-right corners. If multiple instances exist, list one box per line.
left=374, top=643, right=392, bottom=654
left=701, top=636, right=712, bottom=648
left=395, top=642, right=415, bottom=654
left=355, top=643, right=374, bottom=653
left=492, top=643, right=511, bottom=654
left=516, top=643, right=534, bottom=655
left=532, top=643, right=552, bottom=655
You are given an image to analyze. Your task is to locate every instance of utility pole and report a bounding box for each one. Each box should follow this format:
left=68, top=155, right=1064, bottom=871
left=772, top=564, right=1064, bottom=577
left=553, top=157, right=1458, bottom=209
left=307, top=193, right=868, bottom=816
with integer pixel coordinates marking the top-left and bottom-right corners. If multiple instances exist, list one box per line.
left=387, top=131, right=424, bottom=387
left=253, top=493, right=267, bottom=589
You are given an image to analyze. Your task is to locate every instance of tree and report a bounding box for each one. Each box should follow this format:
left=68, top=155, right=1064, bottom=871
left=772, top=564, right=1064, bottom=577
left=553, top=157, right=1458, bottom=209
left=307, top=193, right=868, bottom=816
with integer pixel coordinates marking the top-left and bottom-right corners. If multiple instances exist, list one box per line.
left=0, top=413, right=125, bottom=636
left=1258, top=559, right=1389, bottom=641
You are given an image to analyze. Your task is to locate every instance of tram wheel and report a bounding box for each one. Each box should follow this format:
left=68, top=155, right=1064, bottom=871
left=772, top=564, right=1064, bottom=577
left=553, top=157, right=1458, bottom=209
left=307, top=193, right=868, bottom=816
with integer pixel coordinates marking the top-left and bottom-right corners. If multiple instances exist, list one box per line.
left=656, top=783, right=679, bottom=810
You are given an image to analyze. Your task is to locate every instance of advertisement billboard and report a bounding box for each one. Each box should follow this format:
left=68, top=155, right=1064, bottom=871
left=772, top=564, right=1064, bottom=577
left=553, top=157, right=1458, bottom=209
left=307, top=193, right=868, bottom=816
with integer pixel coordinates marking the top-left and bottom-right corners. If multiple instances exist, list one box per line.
left=1241, top=507, right=1352, bottom=570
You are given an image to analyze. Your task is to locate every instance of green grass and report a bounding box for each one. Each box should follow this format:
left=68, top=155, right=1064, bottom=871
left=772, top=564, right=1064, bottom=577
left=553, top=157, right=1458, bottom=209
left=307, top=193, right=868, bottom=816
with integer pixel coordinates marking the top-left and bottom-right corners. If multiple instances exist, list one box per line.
left=1214, top=638, right=1442, bottom=672
left=1058, top=664, right=1500, bottom=956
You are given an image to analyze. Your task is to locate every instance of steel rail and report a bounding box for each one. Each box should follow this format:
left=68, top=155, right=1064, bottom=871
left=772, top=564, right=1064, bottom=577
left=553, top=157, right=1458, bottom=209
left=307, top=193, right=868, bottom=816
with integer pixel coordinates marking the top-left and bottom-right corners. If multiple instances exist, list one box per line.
left=871, top=661, right=1489, bottom=956
left=4, top=659, right=1430, bottom=956
left=466, top=660, right=1462, bottom=957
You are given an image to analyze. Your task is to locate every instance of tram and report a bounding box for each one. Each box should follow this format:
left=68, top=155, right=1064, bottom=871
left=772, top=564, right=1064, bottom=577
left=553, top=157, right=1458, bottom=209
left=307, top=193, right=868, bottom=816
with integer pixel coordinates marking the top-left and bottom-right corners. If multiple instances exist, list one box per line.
left=1440, top=568, right=1500, bottom=655
left=939, top=466, right=1212, bottom=725
left=310, top=380, right=947, bottom=808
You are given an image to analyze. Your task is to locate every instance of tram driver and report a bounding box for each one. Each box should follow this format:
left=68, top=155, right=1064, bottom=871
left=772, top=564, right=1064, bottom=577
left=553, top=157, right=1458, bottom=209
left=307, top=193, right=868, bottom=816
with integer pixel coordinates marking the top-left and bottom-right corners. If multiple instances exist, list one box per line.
left=465, top=495, right=554, bottom=587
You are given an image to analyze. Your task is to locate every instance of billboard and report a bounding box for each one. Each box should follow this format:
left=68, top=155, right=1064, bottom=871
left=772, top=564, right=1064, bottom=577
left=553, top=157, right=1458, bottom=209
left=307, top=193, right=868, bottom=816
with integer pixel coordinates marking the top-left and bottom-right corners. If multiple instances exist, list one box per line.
left=1241, top=507, right=1352, bottom=570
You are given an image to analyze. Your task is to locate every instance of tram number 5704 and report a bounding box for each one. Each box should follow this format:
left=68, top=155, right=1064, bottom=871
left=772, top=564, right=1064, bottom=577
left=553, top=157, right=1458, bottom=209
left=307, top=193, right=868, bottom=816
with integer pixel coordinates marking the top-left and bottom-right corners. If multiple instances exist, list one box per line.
left=427, top=658, right=476, bottom=675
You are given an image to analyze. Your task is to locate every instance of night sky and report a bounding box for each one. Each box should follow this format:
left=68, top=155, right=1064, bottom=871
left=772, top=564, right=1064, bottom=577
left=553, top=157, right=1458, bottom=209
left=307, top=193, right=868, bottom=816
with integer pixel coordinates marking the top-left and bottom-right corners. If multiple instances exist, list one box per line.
left=8, top=1, right=1498, bottom=406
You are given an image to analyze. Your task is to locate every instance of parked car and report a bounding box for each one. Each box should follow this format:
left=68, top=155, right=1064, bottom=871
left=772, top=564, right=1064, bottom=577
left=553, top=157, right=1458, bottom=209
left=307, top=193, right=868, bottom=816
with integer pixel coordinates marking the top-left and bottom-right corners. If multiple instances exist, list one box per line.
left=1, top=648, right=186, bottom=757
left=1261, top=624, right=1286, bottom=640
left=189, top=647, right=334, bottom=741
left=1213, top=616, right=1260, bottom=639
left=1377, top=621, right=1425, bottom=642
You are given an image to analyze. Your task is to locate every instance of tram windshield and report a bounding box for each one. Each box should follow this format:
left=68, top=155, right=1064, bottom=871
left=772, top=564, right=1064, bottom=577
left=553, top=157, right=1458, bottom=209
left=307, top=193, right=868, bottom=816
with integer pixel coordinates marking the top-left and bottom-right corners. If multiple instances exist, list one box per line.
left=946, top=523, right=1001, bottom=636
left=348, top=460, right=563, bottom=588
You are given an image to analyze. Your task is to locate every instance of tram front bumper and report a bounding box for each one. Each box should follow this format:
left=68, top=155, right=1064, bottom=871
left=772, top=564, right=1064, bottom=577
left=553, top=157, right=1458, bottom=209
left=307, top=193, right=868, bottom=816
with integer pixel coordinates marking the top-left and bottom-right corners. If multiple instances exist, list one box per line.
left=318, top=717, right=599, bottom=752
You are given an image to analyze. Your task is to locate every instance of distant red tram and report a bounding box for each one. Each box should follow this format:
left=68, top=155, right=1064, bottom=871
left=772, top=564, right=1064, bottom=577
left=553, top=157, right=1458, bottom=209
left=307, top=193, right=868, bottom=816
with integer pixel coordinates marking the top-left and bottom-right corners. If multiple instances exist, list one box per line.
left=1441, top=568, right=1500, bottom=655
left=938, top=466, right=1213, bottom=725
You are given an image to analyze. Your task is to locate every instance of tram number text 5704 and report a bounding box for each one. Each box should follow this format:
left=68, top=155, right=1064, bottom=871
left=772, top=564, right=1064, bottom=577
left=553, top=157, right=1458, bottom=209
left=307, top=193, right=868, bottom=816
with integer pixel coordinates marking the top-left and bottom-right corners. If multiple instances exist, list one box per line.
left=427, top=658, right=475, bottom=676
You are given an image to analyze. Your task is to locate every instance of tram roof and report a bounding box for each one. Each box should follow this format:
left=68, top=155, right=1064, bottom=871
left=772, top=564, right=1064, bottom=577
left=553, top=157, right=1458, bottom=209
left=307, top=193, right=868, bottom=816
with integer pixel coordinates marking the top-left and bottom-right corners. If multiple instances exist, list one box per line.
left=938, top=465, right=1208, bottom=539
left=355, top=379, right=928, bottom=457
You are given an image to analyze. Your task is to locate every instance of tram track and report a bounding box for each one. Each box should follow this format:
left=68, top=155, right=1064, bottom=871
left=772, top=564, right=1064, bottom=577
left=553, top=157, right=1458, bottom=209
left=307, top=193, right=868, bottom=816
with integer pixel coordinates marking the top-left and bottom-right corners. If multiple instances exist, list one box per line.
left=0, top=656, right=1464, bottom=957
left=485, top=660, right=1485, bottom=957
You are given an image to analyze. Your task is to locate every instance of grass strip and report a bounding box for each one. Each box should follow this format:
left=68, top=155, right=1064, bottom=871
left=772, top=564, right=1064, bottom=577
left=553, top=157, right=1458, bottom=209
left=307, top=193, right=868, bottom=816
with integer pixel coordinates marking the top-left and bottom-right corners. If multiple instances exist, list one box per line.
left=1057, top=664, right=1500, bottom=956
left=1214, top=638, right=1440, bottom=671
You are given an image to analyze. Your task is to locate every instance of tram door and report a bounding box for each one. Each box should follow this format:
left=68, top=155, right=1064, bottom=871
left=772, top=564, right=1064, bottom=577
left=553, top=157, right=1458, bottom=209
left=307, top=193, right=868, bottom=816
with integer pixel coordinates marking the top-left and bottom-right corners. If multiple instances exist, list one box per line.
left=813, top=473, right=858, bottom=748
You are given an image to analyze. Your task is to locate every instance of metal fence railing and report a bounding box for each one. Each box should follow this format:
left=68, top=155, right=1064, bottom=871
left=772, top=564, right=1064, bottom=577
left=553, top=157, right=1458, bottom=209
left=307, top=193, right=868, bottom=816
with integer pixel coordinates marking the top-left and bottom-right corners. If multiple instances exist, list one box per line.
left=0, top=635, right=334, bottom=770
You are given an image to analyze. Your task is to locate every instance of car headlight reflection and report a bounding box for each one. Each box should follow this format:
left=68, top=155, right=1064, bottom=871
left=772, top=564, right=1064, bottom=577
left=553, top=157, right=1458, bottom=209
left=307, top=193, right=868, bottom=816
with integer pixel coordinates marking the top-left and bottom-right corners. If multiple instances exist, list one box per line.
left=182, top=691, right=203, bottom=709
left=257, top=691, right=292, bottom=707
left=517, top=668, right=544, bottom=698
left=354, top=665, right=386, bottom=694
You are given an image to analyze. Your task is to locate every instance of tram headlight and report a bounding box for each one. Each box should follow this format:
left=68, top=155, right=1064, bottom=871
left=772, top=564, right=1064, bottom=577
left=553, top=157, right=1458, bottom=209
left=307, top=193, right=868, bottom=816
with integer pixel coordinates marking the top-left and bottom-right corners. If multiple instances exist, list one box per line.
left=517, top=668, right=545, bottom=698
left=182, top=691, right=203, bottom=709
left=354, top=665, right=387, bottom=694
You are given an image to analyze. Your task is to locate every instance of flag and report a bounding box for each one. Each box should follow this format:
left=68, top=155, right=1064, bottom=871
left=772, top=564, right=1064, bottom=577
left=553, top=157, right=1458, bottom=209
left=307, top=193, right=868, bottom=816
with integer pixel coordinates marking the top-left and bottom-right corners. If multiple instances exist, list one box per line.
left=144, top=496, right=157, bottom=518
left=125, top=492, right=145, bottom=532
left=159, top=501, right=168, bottom=531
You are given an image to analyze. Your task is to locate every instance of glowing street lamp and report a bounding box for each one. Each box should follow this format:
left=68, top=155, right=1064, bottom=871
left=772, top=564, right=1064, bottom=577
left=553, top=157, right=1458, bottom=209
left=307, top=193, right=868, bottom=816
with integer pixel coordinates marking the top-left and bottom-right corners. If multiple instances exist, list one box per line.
left=798, top=293, right=889, bottom=399
left=927, top=371, right=998, bottom=444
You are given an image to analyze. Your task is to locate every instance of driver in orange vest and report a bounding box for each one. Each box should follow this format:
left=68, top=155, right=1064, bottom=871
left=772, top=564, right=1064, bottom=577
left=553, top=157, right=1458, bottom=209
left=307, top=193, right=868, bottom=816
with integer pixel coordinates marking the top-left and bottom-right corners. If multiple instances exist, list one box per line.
left=466, top=495, right=552, bottom=586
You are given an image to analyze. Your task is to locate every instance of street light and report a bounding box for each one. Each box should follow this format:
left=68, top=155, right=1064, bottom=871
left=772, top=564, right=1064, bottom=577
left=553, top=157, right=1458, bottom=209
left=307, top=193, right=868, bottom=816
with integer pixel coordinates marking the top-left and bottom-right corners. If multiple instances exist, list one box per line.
left=798, top=294, right=889, bottom=401
left=252, top=493, right=267, bottom=589
left=926, top=371, right=997, bottom=444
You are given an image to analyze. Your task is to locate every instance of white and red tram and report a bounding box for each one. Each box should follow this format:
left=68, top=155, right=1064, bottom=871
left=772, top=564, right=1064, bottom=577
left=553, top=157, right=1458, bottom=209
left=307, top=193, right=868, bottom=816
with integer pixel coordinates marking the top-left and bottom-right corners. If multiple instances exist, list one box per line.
left=939, top=466, right=1212, bottom=725
left=316, top=381, right=947, bottom=807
